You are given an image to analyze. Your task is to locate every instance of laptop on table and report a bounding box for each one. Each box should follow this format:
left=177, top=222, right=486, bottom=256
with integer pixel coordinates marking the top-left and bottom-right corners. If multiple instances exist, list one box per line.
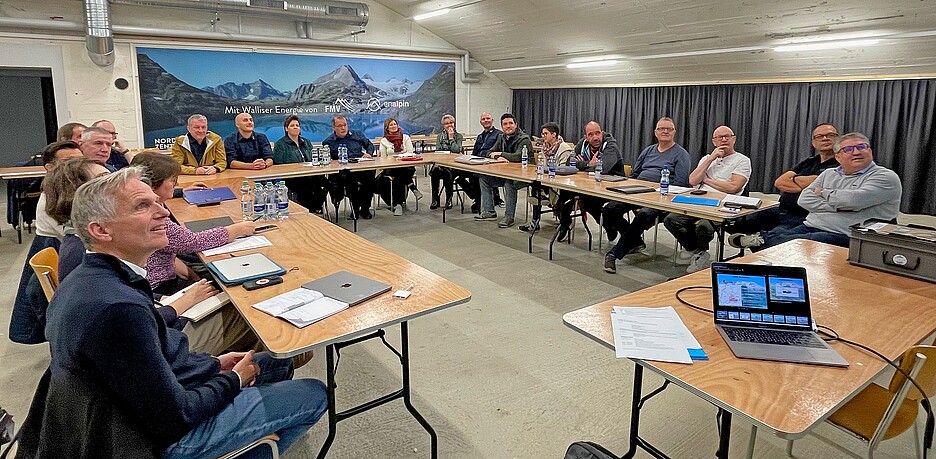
left=710, top=262, right=849, bottom=367
left=302, top=271, right=391, bottom=306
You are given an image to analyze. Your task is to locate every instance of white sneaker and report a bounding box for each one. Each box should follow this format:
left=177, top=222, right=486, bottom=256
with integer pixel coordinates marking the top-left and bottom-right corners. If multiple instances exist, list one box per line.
left=686, top=250, right=712, bottom=273
left=393, top=204, right=404, bottom=216
left=676, top=249, right=695, bottom=265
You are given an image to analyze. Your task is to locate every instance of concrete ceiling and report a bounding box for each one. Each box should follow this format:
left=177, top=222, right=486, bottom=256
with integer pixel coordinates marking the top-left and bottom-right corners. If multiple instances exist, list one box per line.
left=374, top=0, right=936, bottom=88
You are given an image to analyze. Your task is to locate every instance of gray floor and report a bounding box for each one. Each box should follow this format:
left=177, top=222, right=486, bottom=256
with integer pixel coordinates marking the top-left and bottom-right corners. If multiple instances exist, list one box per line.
left=0, top=187, right=926, bottom=459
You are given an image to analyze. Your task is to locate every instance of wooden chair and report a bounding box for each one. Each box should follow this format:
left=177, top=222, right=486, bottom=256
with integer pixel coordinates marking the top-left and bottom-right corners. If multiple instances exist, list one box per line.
left=218, top=434, right=280, bottom=459
left=783, top=345, right=936, bottom=459
left=28, top=247, right=59, bottom=302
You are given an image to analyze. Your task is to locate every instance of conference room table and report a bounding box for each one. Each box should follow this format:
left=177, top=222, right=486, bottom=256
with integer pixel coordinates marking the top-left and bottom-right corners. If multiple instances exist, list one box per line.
left=165, top=193, right=471, bottom=459
left=562, top=240, right=936, bottom=459
left=0, top=165, right=47, bottom=243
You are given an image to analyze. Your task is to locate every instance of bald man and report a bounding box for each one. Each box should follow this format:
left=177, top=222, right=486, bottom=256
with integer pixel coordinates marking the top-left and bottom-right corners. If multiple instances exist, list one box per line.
left=225, top=113, right=274, bottom=170
left=92, top=119, right=134, bottom=170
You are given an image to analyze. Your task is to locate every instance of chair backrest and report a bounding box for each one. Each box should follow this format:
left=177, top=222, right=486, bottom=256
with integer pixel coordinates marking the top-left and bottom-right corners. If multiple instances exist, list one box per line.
left=29, top=247, right=60, bottom=302
left=889, top=345, right=936, bottom=401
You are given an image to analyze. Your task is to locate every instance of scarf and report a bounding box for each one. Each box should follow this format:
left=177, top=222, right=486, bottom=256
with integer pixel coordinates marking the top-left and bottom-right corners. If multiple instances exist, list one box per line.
left=386, top=129, right=404, bottom=152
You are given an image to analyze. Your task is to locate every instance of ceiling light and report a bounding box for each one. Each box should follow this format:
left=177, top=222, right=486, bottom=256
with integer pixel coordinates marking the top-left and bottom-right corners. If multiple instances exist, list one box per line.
left=566, top=60, right=618, bottom=69
left=413, top=9, right=450, bottom=21
left=774, top=39, right=880, bottom=52
left=630, top=46, right=765, bottom=60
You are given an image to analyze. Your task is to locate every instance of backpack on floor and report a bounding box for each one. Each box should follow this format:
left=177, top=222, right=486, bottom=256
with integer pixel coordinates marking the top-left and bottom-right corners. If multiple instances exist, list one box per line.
left=563, top=441, right=620, bottom=459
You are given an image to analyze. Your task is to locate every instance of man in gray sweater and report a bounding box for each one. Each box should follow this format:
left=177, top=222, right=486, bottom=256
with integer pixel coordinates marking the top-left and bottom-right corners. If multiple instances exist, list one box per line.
left=733, top=132, right=901, bottom=250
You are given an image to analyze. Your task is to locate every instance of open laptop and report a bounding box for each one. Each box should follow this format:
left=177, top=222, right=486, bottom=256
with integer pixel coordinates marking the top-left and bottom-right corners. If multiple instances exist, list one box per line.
left=302, top=271, right=391, bottom=306
left=710, top=262, right=848, bottom=367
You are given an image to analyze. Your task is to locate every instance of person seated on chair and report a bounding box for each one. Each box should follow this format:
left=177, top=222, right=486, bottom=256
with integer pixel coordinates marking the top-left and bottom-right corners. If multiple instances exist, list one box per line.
left=377, top=117, right=422, bottom=216
left=20, top=167, right=328, bottom=458
left=429, top=114, right=465, bottom=210
left=730, top=132, right=901, bottom=251
left=80, top=127, right=119, bottom=172
left=475, top=113, right=534, bottom=229
left=663, top=125, right=751, bottom=273
left=56, top=122, right=86, bottom=143
left=726, top=123, right=841, bottom=245
left=9, top=144, right=88, bottom=345
left=225, top=113, right=274, bottom=170
left=91, top=119, right=135, bottom=170
left=466, top=112, right=504, bottom=212
left=519, top=121, right=573, bottom=233
left=555, top=121, right=625, bottom=240
left=171, top=114, right=227, bottom=175
left=323, top=115, right=379, bottom=219
left=273, top=114, right=329, bottom=214
left=602, top=117, right=692, bottom=274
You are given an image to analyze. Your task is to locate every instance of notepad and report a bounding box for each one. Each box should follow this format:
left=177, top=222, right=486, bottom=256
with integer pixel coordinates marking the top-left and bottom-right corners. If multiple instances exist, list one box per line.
left=253, top=288, right=349, bottom=328
left=161, top=284, right=231, bottom=322
left=671, top=195, right=721, bottom=207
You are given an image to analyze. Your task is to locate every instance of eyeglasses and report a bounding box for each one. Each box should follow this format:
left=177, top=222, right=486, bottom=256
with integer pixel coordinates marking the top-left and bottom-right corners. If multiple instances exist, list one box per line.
left=712, top=134, right=736, bottom=141
left=655, top=127, right=674, bottom=132
left=812, top=133, right=838, bottom=140
left=838, top=143, right=870, bottom=153
left=105, top=131, right=118, bottom=136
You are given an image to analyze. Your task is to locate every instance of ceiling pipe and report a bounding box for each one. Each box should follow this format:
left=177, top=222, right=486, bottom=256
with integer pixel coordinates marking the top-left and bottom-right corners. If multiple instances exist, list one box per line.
left=0, top=17, right=484, bottom=83
left=83, top=0, right=116, bottom=66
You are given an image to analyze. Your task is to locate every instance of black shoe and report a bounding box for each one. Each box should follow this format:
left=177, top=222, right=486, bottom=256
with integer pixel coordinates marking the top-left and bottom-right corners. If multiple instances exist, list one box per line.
left=430, top=199, right=440, bottom=210
left=445, top=197, right=453, bottom=209
left=360, top=208, right=373, bottom=219
left=603, top=253, right=617, bottom=273
left=519, top=223, right=540, bottom=232
left=471, top=202, right=480, bottom=214
left=557, top=226, right=570, bottom=242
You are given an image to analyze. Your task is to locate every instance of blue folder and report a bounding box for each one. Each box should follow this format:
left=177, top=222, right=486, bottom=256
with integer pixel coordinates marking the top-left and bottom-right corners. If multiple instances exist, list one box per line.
left=671, top=195, right=720, bottom=207
left=183, top=187, right=237, bottom=205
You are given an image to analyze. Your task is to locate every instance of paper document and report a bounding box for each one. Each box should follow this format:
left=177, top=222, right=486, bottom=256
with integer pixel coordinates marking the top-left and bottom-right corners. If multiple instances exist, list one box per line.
left=253, top=288, right=349, bottom=328
left=203, top=235, right=272, bottom=256
left=357, top=157, right=376, bottom=162
left=161, top=284, right=231, bottom=322
left=662, top=185, right=695, bottom=194
left=610, top=306, right=704, bottom=364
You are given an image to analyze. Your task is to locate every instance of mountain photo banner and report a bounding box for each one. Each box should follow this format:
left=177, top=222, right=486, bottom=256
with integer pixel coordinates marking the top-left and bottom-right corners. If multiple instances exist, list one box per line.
left=136, top=47, right=456, bottom=148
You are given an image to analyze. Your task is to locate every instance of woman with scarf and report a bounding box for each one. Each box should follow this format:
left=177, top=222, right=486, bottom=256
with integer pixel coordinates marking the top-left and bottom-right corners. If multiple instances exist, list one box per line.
left=378, top=117, right=422, bottom=216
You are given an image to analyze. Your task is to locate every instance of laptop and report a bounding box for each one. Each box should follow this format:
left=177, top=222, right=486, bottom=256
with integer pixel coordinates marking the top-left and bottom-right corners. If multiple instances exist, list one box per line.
left=454, top=155, right=492, bottom=165
left=207, top=253, right=286, bottom=285
left=710, top=262, right=849, bottom=367
left=302, top=271, right=391, bottom=306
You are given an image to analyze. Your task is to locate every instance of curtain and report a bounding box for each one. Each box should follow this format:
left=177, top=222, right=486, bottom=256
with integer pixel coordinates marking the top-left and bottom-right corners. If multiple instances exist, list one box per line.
left=513, top=79, right=936, bottom=215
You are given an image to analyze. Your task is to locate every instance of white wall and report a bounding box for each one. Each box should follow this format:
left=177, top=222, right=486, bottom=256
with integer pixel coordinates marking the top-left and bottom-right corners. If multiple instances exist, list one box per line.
left=0, top=0, right=512, bottom=147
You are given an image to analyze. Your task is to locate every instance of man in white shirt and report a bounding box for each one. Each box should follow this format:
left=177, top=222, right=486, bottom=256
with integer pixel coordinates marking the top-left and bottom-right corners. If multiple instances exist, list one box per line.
left=663, top=125, right=751, bottom=273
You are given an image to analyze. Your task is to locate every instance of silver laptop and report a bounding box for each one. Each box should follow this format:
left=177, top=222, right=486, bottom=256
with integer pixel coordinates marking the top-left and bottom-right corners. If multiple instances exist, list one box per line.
left=301, top=271, right=391, bottom=306
left=454, top=155, right=492, bottom=165
left=710, top=263, right=848, bottom=367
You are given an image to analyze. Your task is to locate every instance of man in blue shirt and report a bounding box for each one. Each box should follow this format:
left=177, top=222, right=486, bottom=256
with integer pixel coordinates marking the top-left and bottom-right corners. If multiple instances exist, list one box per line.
left=463, top=112, right=504, bottom=212
left=225, top=113, right=274, bottom=170
left=322, top=115, right=378, bottom=219
left=603, top=117, right=692, bottom=274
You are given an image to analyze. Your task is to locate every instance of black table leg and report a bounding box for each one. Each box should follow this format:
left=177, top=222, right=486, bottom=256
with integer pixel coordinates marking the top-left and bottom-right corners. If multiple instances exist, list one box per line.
left=401, top=322, right=438, bottom=458
left=317, top=345, right=339, bottom=459
left=716, top=408, right=732, bottom=459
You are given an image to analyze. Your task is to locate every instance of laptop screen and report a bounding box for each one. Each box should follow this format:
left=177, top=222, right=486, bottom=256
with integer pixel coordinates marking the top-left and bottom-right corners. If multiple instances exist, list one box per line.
left=710, top=263, right=813, bottom=330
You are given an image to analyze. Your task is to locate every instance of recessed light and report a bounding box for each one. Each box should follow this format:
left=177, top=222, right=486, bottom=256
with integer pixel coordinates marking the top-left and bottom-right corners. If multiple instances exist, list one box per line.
left=566, top=60, right=618, bottom=69
left=774, top=39, right=880, bottom=52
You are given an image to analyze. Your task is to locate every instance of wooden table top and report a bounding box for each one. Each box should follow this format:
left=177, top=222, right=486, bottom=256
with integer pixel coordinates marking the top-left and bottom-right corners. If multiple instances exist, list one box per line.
left=165, top=192, right=471, bottom=358
left=0, top=165, right=45, bottom=179
left=563, top=240, right=936, bottom=438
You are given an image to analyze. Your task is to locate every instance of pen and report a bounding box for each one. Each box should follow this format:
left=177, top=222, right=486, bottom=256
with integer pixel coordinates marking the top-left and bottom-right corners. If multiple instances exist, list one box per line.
left=252, top=215, right=263, bottom=222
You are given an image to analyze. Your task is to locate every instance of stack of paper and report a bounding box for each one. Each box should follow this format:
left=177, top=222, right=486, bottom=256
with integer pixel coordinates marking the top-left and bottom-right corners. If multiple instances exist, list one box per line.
left=610, top=306, right=706, bottom=364
left=253, top=288, right=349, bottom=328
left=202, top=235, right=272, bottom=256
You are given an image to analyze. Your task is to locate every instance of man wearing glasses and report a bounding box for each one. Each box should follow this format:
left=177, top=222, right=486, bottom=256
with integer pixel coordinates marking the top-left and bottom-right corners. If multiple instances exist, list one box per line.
left=92, top=119, right=134, bottom=170
left=731, top=132, right=901, bottom=250
left=663, top=125, right=751, bottom=273
left=728, top=123, right=841, bottom=247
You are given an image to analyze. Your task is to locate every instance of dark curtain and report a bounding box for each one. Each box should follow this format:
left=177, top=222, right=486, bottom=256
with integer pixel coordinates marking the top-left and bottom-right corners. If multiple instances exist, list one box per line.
left=513, top=79, right=936, bottom=215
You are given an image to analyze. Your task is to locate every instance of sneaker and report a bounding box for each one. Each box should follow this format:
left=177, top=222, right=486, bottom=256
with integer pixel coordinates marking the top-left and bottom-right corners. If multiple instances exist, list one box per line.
left=474, top=212, right=498, bottom=221
left=430, top=199, right=440, bottom=210
left=393, top=204, right=404, bottom=216
left=603, top=253, right=617, bottom=273
left=497, top=217, right=515, bottom=228
left=519, top=222, right=540, bottom=232
left=470, top=202, right=480, bottom=214
left=360, top=208, right=373, bottom=220
left=686, top=250, right=712, bottom=273
left=556, top=226, right=570, bottom=242
left=445, top=198, right=453, bottom=209
left=728, top=233, right=765, bottom=249
left=627, top=242, right=647, bottom=255
left=676, top=250, right=695, bottom=265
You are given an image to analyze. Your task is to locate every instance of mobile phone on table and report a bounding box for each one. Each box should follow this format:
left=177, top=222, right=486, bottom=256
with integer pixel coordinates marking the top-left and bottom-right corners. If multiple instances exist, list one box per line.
left=255, top=224, right=278, bottom=233
left=243, top=276, right=283, bottom=291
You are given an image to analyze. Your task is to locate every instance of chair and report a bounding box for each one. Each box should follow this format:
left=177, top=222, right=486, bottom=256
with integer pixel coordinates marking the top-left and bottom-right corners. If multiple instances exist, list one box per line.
left=28, top=247, right=59, bottom=302
left=217, top=433, right=280, bottom=459
left=782, top=345, right=936, bottom=459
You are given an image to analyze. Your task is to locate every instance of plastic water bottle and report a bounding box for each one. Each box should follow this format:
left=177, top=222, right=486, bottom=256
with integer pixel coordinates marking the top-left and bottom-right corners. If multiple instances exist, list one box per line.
left=338, top=144, right=349, bottom=165
left=594, top=153, right=603, bottom=183
left=536, top=152, right=545, bottom=179
left=568, top=153, right=577, bottom=169
left=276, top=180, right=289, bottom=219
left=264, top=181, right=276, bottom=220
left=320, top=146, right=330, bottom=166
left=240, top=180, right=253, bottom=221
left=253, top=182, right=265, bottom=220
left=521, top=145, right=529, bottom=167
left=548, top=153, right=556, bottom=180
left=660, top=164, right=670, bottom=196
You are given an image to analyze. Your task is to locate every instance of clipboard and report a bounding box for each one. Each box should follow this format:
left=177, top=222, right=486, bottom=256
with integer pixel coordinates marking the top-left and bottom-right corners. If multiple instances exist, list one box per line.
left=206, top=253, right=286, bottom=285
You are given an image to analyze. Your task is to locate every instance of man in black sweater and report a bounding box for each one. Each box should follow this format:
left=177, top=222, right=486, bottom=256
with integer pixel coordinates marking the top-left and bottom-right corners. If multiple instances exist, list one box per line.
left=26, top=167, right=326, bottom=458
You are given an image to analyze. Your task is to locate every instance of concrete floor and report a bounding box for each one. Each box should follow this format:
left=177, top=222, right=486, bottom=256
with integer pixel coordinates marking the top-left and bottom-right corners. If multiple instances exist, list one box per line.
left=0, top=188, right=928, bottom=459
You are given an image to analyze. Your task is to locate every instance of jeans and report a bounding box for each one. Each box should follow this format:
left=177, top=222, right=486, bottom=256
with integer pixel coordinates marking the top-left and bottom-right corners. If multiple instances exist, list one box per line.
left=480, top=176, right=527, bottom=218
left=663, top=213, right=716, bottom=252
left=725, top=206, right=805, bottom=235
left=163, top=353, right=327, bottom=459
left=759, top=223, right=850, bottom=250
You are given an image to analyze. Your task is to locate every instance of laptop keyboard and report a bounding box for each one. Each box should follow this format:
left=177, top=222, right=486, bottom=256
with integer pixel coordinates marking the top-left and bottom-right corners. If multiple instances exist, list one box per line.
left=723, top=327, right=826, bottom=348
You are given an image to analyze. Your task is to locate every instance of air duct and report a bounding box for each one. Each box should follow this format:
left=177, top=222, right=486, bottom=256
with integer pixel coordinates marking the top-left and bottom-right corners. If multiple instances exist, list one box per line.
left=83, top=0, right=116, bottom=66
left=109, top=0, right=369, bottom=28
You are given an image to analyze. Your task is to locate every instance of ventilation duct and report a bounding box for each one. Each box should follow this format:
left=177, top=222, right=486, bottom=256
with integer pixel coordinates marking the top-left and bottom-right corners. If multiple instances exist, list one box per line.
left=109, top=0, right=369, bottom=28
left=84, top=0, right=115, bottom=66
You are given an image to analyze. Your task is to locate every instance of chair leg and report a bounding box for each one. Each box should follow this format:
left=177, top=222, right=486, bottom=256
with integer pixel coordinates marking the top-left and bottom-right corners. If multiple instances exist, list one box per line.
left=746, top=426, right=757, bottom=459
left=914, top=421, right=923, bottom=459
left=786, top=439, right=794, bottom=457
